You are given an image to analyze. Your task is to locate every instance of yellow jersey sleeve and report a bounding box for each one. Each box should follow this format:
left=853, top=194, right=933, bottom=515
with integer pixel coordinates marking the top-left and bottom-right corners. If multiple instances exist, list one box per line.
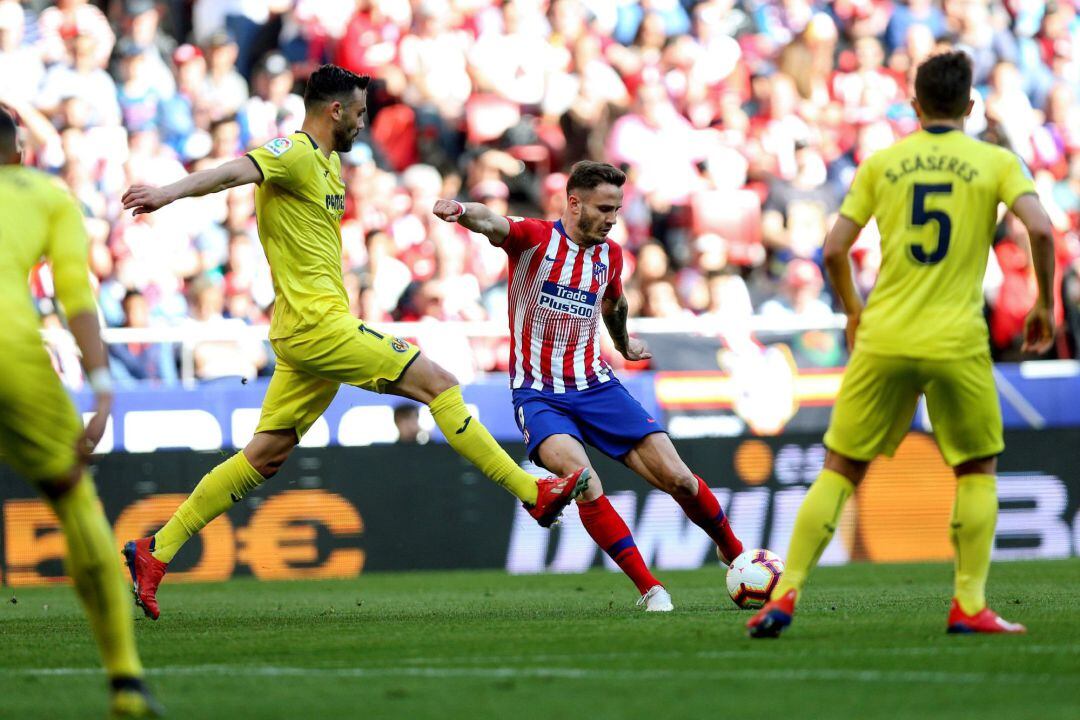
left=46, top=191, right=96, bottom=318
left=839, top=156, right=877, bottom=227
left=997, top=150, right=1036, bottom=209
left=247, top=136, right=305, bottom=192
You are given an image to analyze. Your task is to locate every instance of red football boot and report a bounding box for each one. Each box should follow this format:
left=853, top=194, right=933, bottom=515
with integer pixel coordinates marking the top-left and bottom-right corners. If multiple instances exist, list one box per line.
left=747, top=589, right=797, bottom=639
left=946, top=599, right=1026, bottom=634
left=122, top=538, right=168, bottom=621
left=526, top=468, right=590, bottom=528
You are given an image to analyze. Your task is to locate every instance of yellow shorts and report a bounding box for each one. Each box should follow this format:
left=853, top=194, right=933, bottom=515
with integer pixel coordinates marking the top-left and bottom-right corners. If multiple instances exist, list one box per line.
left=255, top=314, right=421, bottom=439
left=0, top=344, right=81, bottom=482
left=824, top=349, right=1004, bottom=467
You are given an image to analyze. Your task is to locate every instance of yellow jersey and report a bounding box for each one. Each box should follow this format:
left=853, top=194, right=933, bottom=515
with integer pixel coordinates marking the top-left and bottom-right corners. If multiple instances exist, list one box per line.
left=839, top=127, right=1036, bottom=359
left=0, top=165, right=96, bottom=346
left=246, top=131, right=347, bottom=340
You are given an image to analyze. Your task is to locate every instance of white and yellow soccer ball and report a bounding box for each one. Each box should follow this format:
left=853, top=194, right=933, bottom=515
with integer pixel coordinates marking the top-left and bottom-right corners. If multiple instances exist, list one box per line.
left=725, top=549, right=785, bottom=609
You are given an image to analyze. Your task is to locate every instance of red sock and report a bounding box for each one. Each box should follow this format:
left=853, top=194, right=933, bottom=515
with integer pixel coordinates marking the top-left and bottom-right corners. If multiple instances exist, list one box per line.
left=578, top=495, right=660, bottom=595
left=674, top=475, right=744, bottom=563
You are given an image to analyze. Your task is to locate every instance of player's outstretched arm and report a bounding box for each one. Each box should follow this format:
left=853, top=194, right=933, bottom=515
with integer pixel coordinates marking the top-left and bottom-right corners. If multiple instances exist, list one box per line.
left=122, top=157, right=263, bottom=215
left=48, top=197, right=112, bottom=459
left=433, top=198, right=510, bottom=245
left=1011, top=193, right=1057, bottom=353
left=823, top=215, right=865, bottom=352
left=602, top=295, right=651, bottom=361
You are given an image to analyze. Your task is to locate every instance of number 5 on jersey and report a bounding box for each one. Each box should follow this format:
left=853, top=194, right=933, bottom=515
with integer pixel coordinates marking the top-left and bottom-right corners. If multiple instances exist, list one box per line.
left=910, top=183, right=953, bottom=265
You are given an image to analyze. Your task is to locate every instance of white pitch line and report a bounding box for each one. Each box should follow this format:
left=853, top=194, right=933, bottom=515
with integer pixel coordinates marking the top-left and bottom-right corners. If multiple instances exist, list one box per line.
left=394, top=644, right=1080, bottom=666
left=5, top=665, right=1072, bottom=686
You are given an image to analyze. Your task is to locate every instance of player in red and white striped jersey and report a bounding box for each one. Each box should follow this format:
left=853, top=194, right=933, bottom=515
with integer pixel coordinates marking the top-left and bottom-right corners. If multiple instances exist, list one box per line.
left=503, top=210, right=622, bottom=393
left=435, top=161, right=744, bottom=611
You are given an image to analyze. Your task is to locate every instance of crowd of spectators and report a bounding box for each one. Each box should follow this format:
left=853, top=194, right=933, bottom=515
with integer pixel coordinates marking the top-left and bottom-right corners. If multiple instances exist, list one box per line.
left=3, top=0, right=1079, bottom=386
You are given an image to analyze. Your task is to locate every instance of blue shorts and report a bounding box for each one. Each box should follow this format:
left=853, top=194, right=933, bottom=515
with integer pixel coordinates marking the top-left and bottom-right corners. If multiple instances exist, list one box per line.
left=512, top=381, right=665, bottom=465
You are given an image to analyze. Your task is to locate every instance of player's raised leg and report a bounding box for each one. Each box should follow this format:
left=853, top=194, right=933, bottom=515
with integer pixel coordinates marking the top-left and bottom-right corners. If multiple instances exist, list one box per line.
left=622, top=433, right=744, bottom=564
left=538, top=434, right=669, bottom=611
left=387, top=355, right=589, bottom=526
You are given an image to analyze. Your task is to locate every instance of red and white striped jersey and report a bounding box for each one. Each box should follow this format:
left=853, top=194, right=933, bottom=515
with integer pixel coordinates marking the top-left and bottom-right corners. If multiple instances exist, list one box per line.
left=499, top=217, right=624, bottom=393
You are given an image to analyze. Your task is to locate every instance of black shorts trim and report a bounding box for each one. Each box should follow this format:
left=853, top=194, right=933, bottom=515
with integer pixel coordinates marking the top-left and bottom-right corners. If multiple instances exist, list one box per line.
left=390, top=350, right=421, bottom=385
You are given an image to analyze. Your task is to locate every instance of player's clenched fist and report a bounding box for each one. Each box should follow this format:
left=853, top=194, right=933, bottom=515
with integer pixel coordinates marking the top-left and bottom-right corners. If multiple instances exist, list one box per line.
left=621, top=337, right=652, bottom=362
left=122, top=185, right=173, bottom=215
left=432, top=198, right=466, bottom=222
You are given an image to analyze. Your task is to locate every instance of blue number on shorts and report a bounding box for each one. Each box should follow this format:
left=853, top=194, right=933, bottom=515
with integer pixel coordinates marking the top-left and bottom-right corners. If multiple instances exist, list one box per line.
left=910, top=183, right=953, bottom=265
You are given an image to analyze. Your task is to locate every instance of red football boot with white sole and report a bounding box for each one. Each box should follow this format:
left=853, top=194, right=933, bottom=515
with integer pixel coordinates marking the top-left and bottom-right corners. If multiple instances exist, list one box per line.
left=946, top=599, right=1026, bottom=634
left=122, top=537, right=168, bottom=621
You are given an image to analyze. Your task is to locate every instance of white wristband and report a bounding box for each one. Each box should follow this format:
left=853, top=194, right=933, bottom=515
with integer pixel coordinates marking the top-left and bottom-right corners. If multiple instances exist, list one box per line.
left=453, top=200, right=466, bottom=218
left=88, top=367, right=113, bottom=395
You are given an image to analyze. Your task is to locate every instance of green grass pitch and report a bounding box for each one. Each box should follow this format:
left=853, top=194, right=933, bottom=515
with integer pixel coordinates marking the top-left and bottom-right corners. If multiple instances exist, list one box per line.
left=3, top=560, right=1078, bottom=719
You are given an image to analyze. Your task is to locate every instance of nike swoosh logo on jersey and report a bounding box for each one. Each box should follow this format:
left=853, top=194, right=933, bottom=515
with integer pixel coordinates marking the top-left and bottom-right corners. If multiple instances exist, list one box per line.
left=545, top=255, right=558, bottom=261
left=456, top=417, right=472, bottom=434
left=230, top=493, right=241, bottom=503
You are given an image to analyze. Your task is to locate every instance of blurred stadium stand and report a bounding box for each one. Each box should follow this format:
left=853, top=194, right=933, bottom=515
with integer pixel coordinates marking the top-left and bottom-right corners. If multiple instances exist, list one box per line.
left=2, top=0, right=1079, bottom=394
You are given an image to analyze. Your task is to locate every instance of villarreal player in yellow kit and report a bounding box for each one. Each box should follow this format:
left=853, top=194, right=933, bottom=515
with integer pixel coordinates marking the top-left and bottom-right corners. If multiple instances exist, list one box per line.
left=0, top=108, right=160, bottom=717
left=748, top=52, right=1057, bottom=638
left=119, top=65, right=588, bottom=619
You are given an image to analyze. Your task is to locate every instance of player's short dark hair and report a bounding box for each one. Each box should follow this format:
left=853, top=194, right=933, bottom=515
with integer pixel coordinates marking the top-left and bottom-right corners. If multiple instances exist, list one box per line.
left=0, top=105, right=17, bottom=157
left=566, top=161, right=626, bottom=196
left=914, top=51, right=973, bottom=119
left=304, top=64, right=370, bottom=108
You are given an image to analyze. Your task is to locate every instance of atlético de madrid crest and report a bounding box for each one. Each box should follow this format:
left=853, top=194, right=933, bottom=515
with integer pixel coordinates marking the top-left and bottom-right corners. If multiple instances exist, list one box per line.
left=592, top=260, right=608, bottom=283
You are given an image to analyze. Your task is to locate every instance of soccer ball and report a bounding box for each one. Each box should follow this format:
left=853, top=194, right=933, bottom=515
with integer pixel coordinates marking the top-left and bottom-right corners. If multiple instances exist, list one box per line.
left=725, top=549, right=785, bottom=609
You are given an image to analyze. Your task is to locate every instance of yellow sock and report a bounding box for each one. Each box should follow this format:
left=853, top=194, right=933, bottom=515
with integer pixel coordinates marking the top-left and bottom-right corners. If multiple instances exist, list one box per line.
left=153, top=451, right=265, bottom=563
left=51, top=474, right=143, bottom=679
left=951, top=473, right=997, bottom=615
left=429, top=386, right=538, bottom=505
left=772, top=468, right=855, bottom=601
